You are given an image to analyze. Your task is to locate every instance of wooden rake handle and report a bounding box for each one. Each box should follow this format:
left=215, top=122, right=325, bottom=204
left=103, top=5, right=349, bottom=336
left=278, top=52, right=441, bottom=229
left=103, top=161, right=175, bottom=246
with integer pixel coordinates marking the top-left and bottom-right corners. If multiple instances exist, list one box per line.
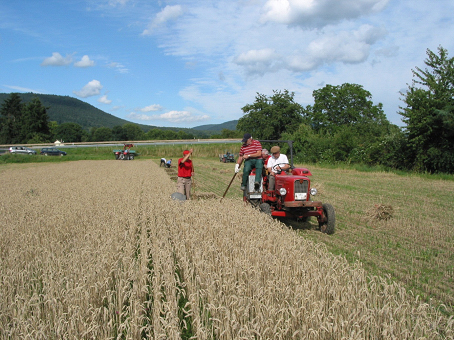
left=220, top=172, right=237, bottom=201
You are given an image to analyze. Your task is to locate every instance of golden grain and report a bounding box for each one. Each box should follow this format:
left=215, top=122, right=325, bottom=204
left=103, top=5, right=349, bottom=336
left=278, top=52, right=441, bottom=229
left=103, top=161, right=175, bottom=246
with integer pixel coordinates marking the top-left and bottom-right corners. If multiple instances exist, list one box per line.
left=0, top=160, right=452, bottom=339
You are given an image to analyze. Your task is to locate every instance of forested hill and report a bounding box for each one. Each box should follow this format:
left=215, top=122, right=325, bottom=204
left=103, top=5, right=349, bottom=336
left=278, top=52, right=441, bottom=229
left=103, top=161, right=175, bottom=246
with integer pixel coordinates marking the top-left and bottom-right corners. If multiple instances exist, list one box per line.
left=192, top=120, right=238, bottom=131
left=0, top=93, right=155, bottom=131
left=0, top=93, right=238, bottom=133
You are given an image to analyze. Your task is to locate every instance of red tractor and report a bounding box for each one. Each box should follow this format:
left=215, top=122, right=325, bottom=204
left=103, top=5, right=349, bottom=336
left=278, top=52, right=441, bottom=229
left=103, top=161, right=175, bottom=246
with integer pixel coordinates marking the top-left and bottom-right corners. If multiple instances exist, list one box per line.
left=243, top=140, right=335, bottom=234
left=113, top=143, right=138, bottom=160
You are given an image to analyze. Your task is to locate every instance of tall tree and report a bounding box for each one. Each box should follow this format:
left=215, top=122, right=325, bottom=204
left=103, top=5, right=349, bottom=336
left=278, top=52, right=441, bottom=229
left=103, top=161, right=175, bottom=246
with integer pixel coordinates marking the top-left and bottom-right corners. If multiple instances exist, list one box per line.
left=123, top=123, right=144, bottom=141
left=307, top=83, right=388, bottom=134
left=112, top=125, right=127, bottom=141
left=285, top=83, right=394, bottom=164
left=22, top=97, right=51, bottom=143
left=399, top=46, right=454, bottom=173
left=0, top=93, right=24, bottom=144
left=54, top=122, right=84, bottom=142
left=237, top=90, right=303, bottom=140
left=92, top=127, right=112, bottom=142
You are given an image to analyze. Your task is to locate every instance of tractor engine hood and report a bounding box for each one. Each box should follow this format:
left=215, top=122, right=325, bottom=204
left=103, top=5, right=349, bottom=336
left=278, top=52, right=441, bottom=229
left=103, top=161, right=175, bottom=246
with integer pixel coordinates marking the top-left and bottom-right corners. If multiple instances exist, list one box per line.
left=291, top=168, right=312, bottom=176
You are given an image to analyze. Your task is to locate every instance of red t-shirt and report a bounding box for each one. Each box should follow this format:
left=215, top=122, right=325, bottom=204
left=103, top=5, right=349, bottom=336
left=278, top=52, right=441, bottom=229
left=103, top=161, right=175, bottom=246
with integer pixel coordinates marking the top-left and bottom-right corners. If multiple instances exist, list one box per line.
left=239, top=139, right=262, bottom=157
left=178, top=158, right=193, bottom=177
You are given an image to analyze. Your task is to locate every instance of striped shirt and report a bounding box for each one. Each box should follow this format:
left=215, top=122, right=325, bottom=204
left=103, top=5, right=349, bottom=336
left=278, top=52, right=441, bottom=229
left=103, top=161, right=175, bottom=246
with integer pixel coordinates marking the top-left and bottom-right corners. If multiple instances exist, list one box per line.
left=239, top=139, right=262, bottom=158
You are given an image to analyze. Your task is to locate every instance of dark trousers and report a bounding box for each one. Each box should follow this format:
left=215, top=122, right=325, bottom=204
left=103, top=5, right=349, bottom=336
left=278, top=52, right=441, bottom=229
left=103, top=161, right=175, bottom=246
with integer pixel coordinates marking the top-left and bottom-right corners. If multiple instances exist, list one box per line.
left=242, top=158, right=263, bottom=186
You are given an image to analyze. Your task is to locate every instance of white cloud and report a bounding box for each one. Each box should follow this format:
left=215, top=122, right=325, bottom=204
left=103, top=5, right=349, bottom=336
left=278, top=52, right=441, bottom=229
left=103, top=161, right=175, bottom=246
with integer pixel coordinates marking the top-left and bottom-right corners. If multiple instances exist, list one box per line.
left=107, top=62, right=129, bottom=73
left=41, top=52, right=73, bottom=66
left=139, top=104, right=163, bottom=112
left=235, top=48, right=278, bottom=64
left=142, top=5, right=183, bottom=35
left=232, top=25, right=387, bottom=75
left=73, top=80, right=103, bottom=98
left=74, top=55, right=95, bottom=68
left=3, top=85, right=43, bottom=93
left=234, top=48, right=282, bottom=75
left=261, top=0, right=390, bottom=28
left=127, top=110, right=210, bottom=124
left=98, top=94, right=112, bottom=104
left=286, top=24, right=387, bottom=71
left=108, top=0, right=129, bottom=6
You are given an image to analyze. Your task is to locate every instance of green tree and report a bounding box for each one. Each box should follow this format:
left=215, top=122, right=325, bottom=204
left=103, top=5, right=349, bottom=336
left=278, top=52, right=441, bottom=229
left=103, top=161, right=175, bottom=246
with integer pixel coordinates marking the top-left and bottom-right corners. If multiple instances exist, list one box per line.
left=399, top=46, right=454, bottom=173
left=367, top=126, right=409, bottom=169
left=48, top=121, right=59, bottom=141
left=176, top=130, right=195, bottom=140
left=237, top=90, right=303, bottom=140
left=284, top=84, right=395, bottom=165
left=22, top=96, right=51, bottom=143
left=92, top=127, right=112, bottom=142
left=220, top=129, right=242, bottom=139
left=308, top=83, right=388, bottom=134
left=162, top=130, right=178, bottom=140
left=212, top=129, right=243, bottom=139
left=0, top=93, right=24, bottom=144
left=123, top=123, right=144, bottom=140
left=145, top=128, right=165, bottom=140
left=54, top=122, right=84, bottom=143
left=112, top=125, right=127, bottom=141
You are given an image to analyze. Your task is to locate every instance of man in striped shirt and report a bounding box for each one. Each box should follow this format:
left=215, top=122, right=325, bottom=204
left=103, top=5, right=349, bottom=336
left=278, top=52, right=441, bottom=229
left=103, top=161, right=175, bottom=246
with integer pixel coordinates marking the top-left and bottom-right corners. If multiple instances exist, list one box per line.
left=235, top=133, right=263, bottom=191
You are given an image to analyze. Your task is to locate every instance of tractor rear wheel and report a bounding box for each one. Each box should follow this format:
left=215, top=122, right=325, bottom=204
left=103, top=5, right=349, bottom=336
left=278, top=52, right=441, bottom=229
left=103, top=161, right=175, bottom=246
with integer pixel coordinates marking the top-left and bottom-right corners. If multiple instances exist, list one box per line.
left=319, top=203, right=335, bottom=234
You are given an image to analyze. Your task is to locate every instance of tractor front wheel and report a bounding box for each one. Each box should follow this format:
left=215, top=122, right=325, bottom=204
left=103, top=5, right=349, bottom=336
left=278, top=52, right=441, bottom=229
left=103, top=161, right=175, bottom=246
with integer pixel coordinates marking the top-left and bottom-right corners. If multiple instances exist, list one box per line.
left=319, top=203, right=335, bottom=234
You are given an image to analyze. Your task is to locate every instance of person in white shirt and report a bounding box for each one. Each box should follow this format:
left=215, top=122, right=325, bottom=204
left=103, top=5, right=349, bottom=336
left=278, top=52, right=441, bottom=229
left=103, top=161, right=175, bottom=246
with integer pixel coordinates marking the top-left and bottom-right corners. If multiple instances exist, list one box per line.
left=266, top=146, right=290, bottom=190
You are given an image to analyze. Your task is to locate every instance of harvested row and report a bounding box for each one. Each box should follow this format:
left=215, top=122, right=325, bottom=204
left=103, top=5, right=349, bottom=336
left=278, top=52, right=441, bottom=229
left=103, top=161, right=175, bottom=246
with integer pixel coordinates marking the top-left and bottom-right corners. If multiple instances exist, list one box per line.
left=0, top=160, right=451, bottom=339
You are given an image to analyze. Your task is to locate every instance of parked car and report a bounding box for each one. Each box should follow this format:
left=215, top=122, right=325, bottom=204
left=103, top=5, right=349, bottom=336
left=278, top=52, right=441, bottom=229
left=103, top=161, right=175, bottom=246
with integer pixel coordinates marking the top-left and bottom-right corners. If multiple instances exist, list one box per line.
left=9, top=146, right=37, bottom=155
left=40, top=148, right=67, bottom=156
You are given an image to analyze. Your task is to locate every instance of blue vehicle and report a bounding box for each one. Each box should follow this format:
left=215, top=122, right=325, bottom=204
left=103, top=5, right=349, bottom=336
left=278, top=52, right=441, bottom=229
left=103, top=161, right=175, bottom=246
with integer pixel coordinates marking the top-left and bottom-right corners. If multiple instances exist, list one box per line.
left=40, top=148, right=67, bottom=156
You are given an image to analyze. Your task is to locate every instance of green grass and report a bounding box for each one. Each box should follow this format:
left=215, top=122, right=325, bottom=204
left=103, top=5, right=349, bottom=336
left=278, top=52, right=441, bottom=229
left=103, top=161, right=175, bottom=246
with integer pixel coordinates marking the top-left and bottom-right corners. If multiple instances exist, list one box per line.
left=0, top=143, right=239, bottom=164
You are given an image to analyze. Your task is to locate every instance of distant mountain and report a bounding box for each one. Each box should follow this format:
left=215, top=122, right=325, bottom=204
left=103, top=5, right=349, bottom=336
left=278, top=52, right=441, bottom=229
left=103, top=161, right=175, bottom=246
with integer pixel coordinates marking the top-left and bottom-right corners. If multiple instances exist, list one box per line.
left=0, top=93, right=237, bottom=134
left=0, top=93, right=152, bottom=131
left=193, top=120, right=238, bottom=131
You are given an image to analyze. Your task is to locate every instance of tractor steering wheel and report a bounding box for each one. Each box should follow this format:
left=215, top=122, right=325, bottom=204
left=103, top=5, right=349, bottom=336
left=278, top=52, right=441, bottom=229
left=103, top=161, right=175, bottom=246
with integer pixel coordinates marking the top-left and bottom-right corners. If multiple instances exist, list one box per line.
left=272, top=163, right=289, bottom=173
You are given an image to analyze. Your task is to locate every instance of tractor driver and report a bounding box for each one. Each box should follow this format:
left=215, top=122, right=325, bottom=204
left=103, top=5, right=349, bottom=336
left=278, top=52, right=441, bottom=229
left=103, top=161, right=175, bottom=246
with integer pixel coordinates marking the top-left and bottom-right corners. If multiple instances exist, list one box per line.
left=267, top=146, right=290, bottom=191
left=235, top=133, right=263, bottom=191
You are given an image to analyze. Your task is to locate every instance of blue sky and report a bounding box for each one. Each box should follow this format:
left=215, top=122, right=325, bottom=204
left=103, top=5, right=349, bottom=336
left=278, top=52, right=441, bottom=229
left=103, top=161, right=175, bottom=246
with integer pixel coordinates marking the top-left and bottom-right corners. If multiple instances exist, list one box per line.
left=1, top=0, right=453, bottom=128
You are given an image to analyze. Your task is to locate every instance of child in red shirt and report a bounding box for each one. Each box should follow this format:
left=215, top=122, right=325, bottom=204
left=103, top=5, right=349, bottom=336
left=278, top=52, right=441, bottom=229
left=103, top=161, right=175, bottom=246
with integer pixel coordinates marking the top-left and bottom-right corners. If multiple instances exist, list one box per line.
left=177, top=149, right=194, bottom=199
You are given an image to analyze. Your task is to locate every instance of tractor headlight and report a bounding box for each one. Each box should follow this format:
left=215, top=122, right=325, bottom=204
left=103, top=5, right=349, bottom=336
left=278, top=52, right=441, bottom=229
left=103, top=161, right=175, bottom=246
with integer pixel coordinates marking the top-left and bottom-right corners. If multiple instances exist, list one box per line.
left=279, top=188, right=287, bottom=196
left=310, top=188, right=318, bottom=196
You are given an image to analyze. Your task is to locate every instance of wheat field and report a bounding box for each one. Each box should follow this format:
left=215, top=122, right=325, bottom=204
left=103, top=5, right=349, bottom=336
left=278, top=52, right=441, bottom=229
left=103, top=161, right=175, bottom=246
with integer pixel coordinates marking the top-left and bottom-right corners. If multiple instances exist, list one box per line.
left=0, top=160, right=452, bottom=339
